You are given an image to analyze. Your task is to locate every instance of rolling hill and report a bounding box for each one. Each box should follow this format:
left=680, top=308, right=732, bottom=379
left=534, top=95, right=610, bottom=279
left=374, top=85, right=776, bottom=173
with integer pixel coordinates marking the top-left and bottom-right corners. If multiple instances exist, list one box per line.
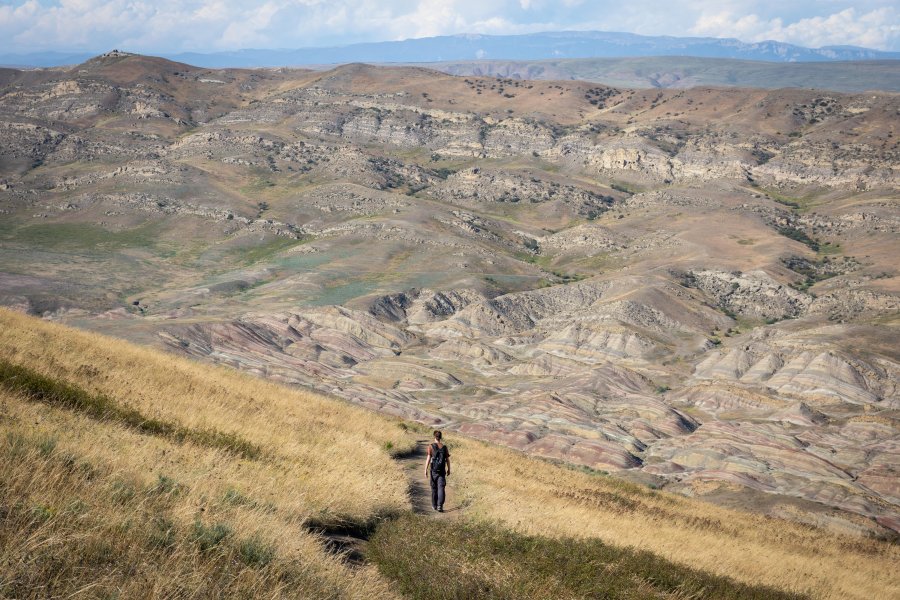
left=0, top=51, right=898, bottom=599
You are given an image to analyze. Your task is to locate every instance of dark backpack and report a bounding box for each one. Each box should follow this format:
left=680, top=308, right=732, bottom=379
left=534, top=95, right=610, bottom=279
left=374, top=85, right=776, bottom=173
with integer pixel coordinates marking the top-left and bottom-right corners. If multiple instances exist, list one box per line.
left=431, top=443, right=447, bottom=475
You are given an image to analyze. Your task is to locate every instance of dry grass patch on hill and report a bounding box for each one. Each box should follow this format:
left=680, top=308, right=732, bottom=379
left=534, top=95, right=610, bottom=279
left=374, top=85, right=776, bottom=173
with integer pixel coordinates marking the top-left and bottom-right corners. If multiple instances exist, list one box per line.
left=0, top=308, right=414, bottom=526
left=446, top=437, right=900, bottom=600
left=0, top=307, right=421, bottom=598
left=368, top=514, right=805, bottom=600
left=0, top=397, right=400, bottom=599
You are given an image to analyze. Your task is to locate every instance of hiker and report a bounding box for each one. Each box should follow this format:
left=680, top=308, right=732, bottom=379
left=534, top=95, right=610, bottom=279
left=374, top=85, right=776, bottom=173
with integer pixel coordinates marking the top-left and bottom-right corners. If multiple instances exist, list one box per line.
left=424, top=430, right=450, bottom=512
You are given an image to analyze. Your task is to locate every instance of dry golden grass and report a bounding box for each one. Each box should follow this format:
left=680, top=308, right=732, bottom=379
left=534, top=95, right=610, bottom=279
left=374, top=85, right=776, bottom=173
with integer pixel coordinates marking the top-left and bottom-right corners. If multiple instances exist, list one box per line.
left=0, top=307, right=416, bottom=598
left=0, top=392, right=400, bottom=599
left=447, top=436, right=900, bottom=600
left=368, top=513, right=806, bottom=600
left=0, top=308, right=414, bottom=525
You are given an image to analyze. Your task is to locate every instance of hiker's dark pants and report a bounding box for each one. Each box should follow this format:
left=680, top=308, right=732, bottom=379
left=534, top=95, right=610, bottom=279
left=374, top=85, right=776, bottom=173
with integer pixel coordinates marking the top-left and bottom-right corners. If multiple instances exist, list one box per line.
left=430, top=472, right=446, bottom=509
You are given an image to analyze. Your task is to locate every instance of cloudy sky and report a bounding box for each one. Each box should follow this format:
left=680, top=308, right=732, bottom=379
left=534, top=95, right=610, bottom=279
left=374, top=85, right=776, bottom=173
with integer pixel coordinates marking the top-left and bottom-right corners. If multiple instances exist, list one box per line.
left=2, top=0, right=899, bottom=54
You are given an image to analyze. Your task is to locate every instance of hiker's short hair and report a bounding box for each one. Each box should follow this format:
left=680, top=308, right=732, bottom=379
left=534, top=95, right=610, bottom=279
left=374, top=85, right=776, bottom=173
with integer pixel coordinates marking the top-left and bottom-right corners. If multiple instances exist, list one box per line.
left=433, top=430, right=442, bottom=440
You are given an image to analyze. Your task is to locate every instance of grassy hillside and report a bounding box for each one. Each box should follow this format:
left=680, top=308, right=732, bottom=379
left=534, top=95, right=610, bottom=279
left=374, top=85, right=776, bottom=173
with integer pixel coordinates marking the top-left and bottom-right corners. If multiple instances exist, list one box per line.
left=0, top=308, right=897, bottom=599
left=0, top=308, right=412, bottom=598
left=368, top=515, right=803, bottom=600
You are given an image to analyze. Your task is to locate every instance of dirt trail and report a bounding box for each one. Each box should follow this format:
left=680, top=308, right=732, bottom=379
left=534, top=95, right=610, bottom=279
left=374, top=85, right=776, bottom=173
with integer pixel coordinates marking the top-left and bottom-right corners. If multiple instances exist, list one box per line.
left=397, top=439, right=464, bottom=518
left=323, top=439, right=462, bottom=566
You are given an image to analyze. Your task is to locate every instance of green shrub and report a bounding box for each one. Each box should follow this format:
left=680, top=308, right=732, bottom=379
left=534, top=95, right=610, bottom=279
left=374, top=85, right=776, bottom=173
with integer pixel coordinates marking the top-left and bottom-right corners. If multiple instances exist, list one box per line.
left=191, top=520, right=232, bottom=553
left=239, top=537, right=276, bottom=567
left=37, top=436, right=57, bottom=457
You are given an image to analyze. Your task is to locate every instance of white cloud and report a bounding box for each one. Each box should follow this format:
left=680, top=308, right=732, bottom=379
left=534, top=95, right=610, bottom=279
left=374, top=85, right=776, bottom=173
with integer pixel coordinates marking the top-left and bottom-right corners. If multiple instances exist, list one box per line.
left=0, top=1, right=898, bottom=54
left=691, top=7, right=900, bottom=49
left=219, top=1, right=283, bottom=48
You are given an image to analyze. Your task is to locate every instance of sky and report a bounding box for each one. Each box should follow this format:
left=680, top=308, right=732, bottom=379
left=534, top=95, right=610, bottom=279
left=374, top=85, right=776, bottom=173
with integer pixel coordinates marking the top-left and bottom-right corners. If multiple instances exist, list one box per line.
left=1, top=0, right=899, bottom=55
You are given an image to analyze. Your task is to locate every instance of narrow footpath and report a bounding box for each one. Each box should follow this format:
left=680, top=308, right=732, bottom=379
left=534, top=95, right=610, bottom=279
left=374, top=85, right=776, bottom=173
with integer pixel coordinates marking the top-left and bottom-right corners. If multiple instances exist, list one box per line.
left=396, top=439, right=464, bottom=518
left=323, top=439, right=462, bottom=566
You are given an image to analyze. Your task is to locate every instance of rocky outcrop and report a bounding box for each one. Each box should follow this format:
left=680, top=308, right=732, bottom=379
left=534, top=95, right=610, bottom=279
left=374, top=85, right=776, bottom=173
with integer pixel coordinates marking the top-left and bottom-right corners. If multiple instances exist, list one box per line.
left=686, top=269, right=811, bottom=320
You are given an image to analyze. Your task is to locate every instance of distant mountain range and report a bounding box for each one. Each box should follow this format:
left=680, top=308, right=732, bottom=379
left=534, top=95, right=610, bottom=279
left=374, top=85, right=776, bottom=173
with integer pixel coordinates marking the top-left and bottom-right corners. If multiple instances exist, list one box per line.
left=3, top=30, right=900, bottom=69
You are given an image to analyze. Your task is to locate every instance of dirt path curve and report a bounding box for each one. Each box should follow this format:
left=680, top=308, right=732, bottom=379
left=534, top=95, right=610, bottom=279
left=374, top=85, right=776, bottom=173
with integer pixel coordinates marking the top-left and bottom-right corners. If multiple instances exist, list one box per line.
left=396, top=439, right=464, bottom=519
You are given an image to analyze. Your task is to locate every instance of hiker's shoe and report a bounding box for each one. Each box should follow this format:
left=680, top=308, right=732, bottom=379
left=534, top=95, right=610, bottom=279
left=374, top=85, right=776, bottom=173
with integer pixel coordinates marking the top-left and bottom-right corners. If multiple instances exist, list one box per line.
left=438, top=507, right=444, bottom=513
left=432, top=506, right=438, bottom=511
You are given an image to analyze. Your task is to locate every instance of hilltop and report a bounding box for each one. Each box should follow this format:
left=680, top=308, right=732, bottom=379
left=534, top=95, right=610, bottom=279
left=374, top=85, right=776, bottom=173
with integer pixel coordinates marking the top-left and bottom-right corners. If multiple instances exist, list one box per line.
left=0, top=50, right=898, bottom=558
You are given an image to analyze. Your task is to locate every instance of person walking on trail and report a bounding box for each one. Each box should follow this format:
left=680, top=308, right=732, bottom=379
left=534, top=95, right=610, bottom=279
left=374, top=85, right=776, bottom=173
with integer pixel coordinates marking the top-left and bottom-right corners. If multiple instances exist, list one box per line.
left=424, top=430, right=450, bottom=512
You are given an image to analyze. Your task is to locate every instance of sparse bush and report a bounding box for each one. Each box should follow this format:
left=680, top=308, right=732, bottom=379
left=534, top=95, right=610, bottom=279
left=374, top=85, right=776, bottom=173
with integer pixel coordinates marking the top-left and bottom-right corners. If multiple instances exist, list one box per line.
left=777, top=225, right=819, bottom=251
left=37, top=436, right=57, bottom=457
left=110, top=479, right=138, bottom=505
left=191, top=519, right=232, bottom=553
left=147, top=516, right=177, bottom=551
left=150, top=474, right=183, bottom=497
left=610, top=182, right=634, bottom=195
left=239, top=536, right=276, bottom=567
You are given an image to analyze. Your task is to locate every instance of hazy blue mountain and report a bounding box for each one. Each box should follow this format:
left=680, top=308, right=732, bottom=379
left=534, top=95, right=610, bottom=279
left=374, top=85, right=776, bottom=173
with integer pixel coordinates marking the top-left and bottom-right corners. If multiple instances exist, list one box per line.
left=423, top=57, right=900, bottom=92
left=0, top=51, right=95, bottom=68
left=3, top=31, right=899, bottom=68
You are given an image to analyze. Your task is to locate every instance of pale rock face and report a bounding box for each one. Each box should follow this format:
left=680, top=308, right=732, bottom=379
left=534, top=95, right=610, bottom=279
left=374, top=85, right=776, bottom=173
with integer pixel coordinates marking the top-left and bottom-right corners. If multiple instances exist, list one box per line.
left=582, top=142, right=676, bottom=180
left=766, top=352, right=874, bottom=403
left=540, top=224, right=624, bottom=254
left=694, top=348, right=758, bottom=380
left=740, top=353, right=785, bottom=383
left=428, top=167, right=614, bottom=219
left=539, top=323, right=655, bottom=362
left=429, top=338, right=514, bottom=367
left=688, top=269, right=812, bottom=319
left=693, top=345, right=890, bottom=407
left=483, top=118, right=557, bottom=157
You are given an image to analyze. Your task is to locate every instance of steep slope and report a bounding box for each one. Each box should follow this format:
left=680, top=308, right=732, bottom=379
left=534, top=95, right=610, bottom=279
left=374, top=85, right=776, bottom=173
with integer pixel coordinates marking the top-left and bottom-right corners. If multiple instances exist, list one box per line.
left=1, top=310, right=898, bottom=600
